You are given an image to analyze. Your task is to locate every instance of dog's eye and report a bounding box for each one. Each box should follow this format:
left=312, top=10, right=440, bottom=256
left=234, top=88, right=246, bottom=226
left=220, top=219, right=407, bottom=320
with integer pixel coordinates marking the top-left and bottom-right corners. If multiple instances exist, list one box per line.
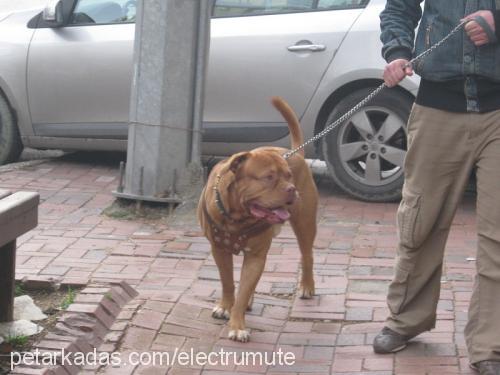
left=262, top=174, right=274, bottom=181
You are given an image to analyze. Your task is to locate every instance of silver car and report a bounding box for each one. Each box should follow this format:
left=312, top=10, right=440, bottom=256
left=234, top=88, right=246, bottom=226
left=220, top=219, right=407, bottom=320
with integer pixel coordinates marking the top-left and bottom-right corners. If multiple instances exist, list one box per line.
left=0, top=0, right=419, bottom=201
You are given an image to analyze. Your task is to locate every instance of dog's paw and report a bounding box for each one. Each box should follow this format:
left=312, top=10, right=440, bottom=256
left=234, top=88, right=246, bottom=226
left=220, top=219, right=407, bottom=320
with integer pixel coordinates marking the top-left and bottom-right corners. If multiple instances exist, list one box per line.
left=212, top=306, right=230, bottom=320
left=299, top=285, right=315, bottom=299
left=228, top=329, right=250, bottom=342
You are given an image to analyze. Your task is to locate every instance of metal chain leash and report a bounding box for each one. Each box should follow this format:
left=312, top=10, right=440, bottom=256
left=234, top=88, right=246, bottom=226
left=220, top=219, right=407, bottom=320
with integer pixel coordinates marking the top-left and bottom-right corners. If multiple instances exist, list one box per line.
left=283, top=20, right=468, bottom=160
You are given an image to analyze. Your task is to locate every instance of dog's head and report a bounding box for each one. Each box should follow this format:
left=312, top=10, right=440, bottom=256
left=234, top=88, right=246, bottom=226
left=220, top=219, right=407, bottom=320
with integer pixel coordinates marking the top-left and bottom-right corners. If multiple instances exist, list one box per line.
left=224, top=149, right=297, bottom=224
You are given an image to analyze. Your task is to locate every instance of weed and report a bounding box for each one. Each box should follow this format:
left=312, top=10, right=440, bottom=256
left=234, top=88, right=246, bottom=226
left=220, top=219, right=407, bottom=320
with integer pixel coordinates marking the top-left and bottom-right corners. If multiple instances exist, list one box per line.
left=5, top=335, right=28, bottom=347
left=104, top=292, right=113, bottom=301
left=14, top=284, right=25, bottom=297
left=60, top=287, right=76, bottom=310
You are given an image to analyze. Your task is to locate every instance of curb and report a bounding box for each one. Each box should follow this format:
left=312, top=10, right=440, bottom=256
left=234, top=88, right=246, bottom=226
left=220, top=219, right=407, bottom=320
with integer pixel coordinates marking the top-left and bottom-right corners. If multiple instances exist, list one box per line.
left=11, top=281, right=138, bottom=375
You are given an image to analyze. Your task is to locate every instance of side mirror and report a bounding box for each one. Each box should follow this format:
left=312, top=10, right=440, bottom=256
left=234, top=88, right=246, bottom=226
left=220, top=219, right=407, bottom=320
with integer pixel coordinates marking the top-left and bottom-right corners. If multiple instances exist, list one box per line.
left=42, top=0, right=65, bottom=27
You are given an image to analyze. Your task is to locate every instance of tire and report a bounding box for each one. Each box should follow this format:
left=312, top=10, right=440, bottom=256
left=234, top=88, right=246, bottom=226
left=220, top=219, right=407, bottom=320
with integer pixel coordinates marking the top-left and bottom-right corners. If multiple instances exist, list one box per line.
left=322, top=87, right=413, bottom=202
left=0, top=93, right=23, bottom=165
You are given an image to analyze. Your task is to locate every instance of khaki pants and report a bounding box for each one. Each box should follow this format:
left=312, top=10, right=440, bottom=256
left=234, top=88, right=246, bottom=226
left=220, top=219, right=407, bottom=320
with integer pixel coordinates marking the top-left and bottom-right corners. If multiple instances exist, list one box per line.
left=387, top=104, right=500, bottom=364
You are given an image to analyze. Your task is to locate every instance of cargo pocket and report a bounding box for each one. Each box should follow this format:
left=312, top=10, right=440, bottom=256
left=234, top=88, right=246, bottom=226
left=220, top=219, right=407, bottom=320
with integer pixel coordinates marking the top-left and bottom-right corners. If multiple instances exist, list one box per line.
left=397, top=187, right=421, bottom=249
left=387, top=265, right=410, bottom=315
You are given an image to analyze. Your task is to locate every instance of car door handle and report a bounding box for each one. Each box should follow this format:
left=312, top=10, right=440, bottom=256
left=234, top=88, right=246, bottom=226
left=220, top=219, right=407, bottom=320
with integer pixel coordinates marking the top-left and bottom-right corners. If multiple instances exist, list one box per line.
left=287, top=43, right=326, bottom=52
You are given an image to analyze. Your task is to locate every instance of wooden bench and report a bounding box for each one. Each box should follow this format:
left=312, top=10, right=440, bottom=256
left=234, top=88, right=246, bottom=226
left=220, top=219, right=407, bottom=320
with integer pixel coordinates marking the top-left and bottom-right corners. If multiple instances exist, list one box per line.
left=0, top=189, right=39, bottom=322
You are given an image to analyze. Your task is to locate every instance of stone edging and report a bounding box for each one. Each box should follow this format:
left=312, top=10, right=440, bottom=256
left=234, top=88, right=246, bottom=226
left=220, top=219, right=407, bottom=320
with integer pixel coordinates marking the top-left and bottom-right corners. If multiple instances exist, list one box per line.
left=10, top=281, right=138, bottom=375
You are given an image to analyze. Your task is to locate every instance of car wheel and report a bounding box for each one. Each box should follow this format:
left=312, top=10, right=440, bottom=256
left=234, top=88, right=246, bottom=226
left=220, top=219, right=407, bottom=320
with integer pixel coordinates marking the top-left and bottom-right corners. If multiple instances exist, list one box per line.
left=0, top=94, right=22, bottom=165
left=322, top=87, right=413, bottom=202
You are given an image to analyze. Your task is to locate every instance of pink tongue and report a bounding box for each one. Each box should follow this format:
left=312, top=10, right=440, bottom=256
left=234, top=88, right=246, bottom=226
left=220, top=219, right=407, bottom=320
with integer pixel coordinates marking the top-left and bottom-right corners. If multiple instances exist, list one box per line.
left=249, top=205, right=290, bottom=222
left=272, top=208, right=290, bottom=221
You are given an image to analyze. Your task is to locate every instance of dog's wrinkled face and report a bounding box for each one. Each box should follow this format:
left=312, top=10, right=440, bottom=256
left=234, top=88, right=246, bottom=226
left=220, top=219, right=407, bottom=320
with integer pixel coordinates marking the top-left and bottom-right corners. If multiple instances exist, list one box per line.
left=228, top=150, right=297, bottom=224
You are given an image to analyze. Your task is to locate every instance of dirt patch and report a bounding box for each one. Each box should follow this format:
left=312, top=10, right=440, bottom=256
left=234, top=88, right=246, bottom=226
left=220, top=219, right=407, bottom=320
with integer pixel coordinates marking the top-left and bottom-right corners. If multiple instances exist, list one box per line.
left=0, top=287, right=80, bottom=375
left=103, top=198, right=175, bottom=221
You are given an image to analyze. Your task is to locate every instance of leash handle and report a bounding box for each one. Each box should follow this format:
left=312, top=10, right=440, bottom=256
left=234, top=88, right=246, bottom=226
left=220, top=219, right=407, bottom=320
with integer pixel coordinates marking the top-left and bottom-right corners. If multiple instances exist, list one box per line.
left=471, top=15, right=497, bottom=43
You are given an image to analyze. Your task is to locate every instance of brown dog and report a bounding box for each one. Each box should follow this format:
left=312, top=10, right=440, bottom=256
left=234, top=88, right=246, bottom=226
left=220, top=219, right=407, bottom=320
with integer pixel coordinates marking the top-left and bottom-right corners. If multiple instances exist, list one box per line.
left=197, top=97, right=318, bottom=342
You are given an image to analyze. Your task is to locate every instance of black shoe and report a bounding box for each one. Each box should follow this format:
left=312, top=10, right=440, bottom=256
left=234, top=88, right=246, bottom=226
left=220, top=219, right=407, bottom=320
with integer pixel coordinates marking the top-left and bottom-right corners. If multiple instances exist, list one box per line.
left=373, top=327, right=412, bottom=354
left=471, top=361, right=500, bottom=375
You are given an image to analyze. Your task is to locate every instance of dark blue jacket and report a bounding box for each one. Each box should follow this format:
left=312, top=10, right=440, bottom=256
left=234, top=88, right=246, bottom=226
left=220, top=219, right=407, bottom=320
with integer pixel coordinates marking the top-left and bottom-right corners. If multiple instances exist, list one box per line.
left=380, top=0, right=500, bottom=82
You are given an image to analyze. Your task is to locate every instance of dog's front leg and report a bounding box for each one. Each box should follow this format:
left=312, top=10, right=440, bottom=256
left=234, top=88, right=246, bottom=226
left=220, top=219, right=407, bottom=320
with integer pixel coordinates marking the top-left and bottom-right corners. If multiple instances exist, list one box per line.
left=228, top=247, right=268, bottom=342
left=211, top=245, right=235, bottom=320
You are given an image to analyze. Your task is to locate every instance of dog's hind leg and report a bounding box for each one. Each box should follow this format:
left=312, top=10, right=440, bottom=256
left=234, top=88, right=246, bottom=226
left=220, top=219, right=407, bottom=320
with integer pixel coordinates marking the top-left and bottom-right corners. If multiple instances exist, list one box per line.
left=211, top=246, right=235, bottom=320
left=290, top=207, right=317, bottom=299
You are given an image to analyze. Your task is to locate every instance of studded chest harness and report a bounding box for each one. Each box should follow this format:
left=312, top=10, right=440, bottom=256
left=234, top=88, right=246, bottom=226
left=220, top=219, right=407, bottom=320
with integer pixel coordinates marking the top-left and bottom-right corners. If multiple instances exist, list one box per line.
left=203, top=174, right=271, bottom=255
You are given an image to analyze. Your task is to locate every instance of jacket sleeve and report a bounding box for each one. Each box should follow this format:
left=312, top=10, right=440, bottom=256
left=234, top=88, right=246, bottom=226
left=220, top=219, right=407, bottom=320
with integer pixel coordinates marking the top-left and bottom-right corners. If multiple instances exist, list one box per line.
left=380, top=0, right=423, bottom=63
left=494, top=10, right=500, bottom=41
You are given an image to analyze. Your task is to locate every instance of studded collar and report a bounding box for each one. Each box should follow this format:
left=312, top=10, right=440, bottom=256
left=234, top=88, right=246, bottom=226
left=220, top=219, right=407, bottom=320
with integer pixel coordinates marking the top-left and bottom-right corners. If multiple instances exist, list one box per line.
left=202, top=183, right=271, bottom=255
left=213, top=173, right=233, bottom=221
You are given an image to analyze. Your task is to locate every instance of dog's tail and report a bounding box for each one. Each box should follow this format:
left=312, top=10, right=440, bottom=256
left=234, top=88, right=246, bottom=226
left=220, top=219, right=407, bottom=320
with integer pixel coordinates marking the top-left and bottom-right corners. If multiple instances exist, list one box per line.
left=271, top=96, right=304, bottom=157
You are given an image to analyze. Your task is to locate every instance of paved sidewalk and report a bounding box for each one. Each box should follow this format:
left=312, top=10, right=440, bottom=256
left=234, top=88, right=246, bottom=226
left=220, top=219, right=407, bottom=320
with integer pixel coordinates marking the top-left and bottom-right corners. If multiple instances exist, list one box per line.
left=2, top=152, right=478, bottom=374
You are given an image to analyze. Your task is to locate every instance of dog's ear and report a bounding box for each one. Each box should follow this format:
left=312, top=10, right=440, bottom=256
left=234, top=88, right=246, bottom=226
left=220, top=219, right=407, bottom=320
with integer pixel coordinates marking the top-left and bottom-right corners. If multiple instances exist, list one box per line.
left=228, top=152, right=250, bottom=174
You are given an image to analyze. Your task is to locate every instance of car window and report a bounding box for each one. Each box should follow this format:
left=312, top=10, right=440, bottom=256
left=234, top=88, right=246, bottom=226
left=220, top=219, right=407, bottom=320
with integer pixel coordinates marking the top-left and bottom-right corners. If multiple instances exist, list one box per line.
left=317, top=0, right=368, bottom=9
left=70, top=0, right=136, bottom=25
left=213, top=0, right=369, bottom=17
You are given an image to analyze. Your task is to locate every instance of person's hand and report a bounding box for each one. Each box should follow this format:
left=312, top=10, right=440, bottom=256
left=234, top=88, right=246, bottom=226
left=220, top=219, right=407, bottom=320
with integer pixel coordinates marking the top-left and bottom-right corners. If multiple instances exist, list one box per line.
left=462, top=10, right=495, bottom=46
left=383, top=59, right=413, bottom=87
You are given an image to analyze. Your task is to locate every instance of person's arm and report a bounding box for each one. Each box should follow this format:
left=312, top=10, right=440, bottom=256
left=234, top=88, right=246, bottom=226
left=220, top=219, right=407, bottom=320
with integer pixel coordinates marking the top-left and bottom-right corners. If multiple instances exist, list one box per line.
left=380, top=0, right=422, bottom=87
left=380, top=0, right=423, bottom=63
left=495, top=10, right=500, bottom=40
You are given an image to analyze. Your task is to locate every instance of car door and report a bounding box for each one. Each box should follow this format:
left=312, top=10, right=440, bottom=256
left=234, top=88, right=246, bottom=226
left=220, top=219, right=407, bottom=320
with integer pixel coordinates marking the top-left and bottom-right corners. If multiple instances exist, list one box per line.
left=27, top=0, right=367, bottom=145
left=27, top=0, right=135, bottom=140
left=204, top=0, right=368, bottom=144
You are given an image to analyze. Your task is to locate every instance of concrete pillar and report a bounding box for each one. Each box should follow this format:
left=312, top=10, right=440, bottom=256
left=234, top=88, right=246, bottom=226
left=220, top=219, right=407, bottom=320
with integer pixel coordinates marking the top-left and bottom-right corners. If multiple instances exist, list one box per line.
left=116, top=0, right=213, bottom=204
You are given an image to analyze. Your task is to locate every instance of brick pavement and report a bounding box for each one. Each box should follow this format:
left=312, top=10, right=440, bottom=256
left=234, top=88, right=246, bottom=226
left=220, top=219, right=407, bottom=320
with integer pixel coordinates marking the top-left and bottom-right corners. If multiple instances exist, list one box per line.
left=1, top=153, right=478, bottom=374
